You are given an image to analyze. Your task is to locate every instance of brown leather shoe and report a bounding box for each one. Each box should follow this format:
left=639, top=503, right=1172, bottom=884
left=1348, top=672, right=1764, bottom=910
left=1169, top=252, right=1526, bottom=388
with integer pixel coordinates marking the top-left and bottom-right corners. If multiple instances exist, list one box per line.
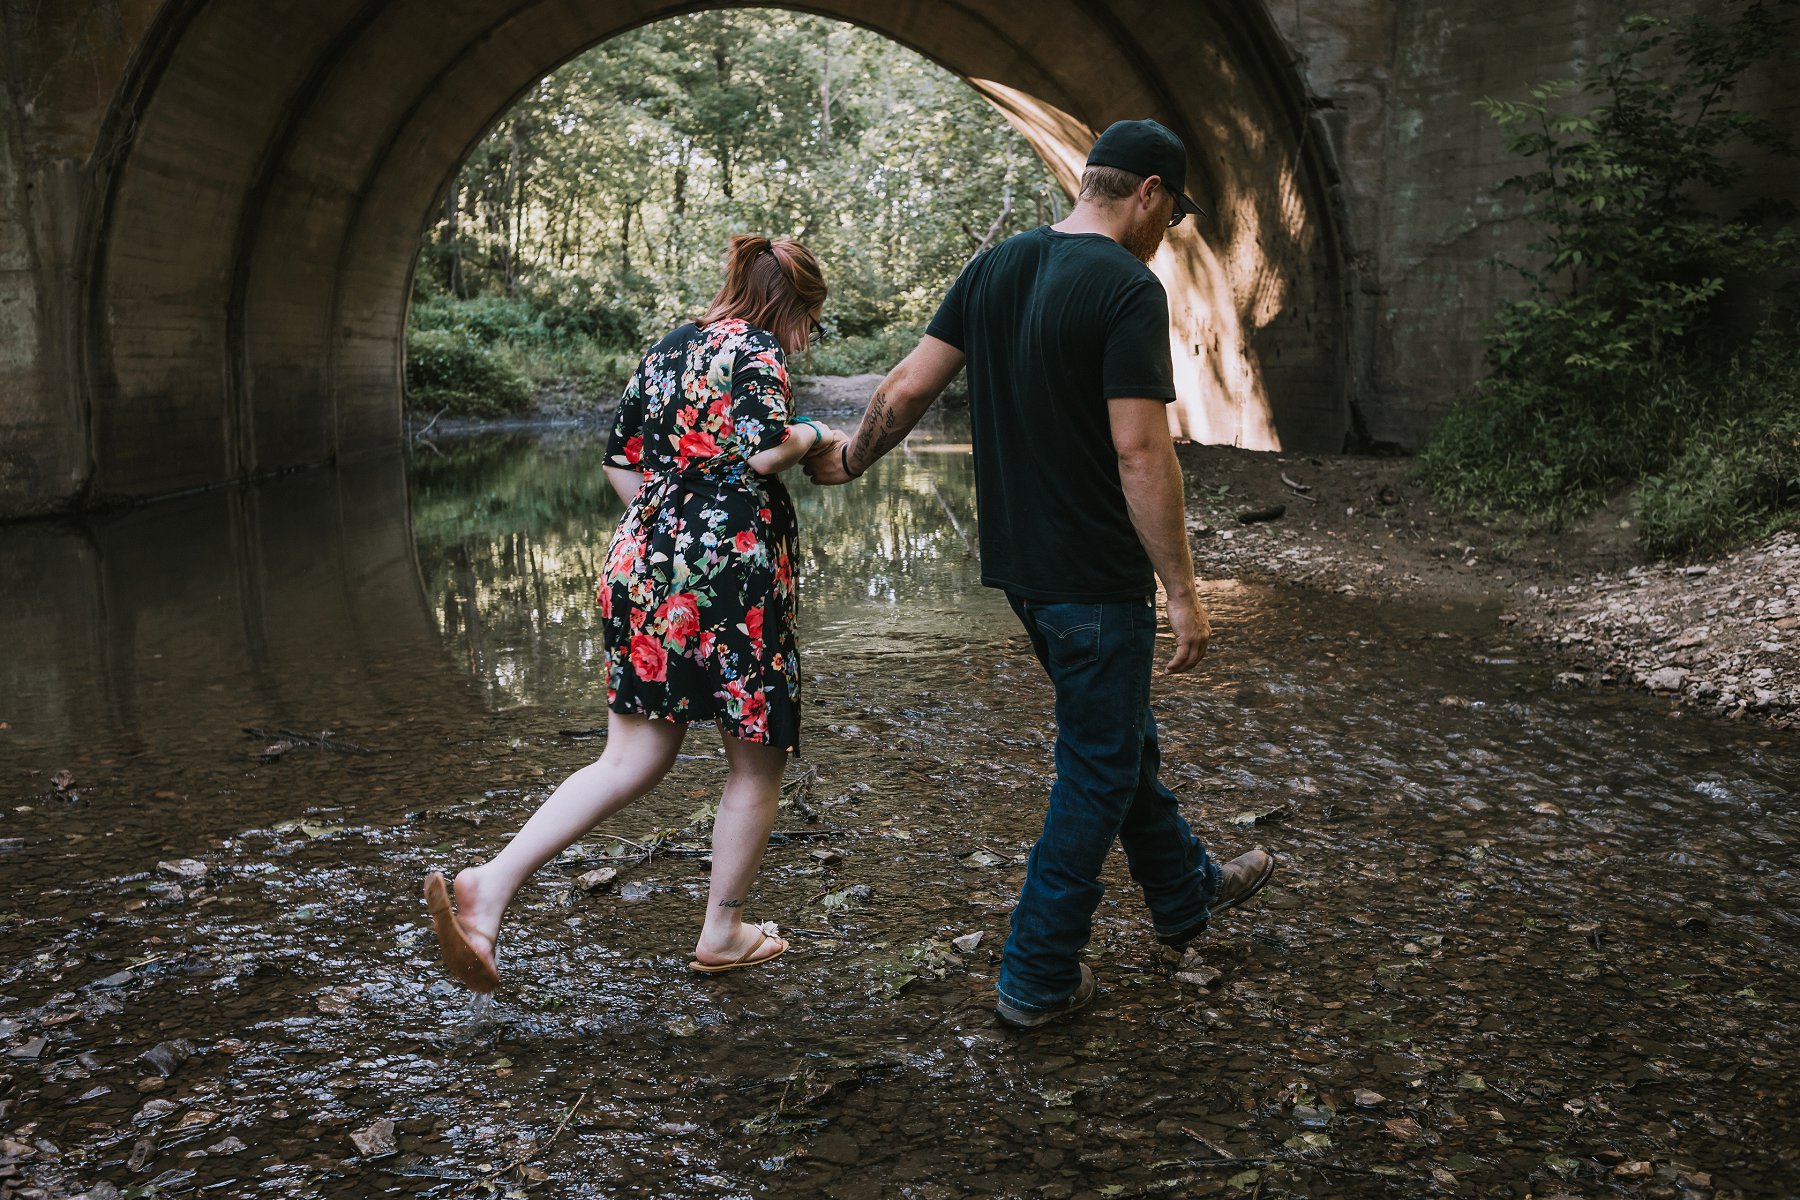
left=1156, top=849, right=1277, bottom=948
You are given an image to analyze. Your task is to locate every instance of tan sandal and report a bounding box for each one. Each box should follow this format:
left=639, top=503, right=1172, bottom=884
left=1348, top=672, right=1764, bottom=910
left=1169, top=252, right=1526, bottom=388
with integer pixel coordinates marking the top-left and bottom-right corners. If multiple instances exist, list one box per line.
left=688, top=930, right=788, bottom=974
left=423, top=872, right=500, bottom=993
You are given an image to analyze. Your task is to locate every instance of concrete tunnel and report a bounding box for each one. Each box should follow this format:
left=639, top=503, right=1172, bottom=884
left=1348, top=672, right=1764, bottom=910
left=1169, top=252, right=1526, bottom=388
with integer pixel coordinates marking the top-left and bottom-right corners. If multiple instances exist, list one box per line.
left=44, top=0, right=1349, bottom=508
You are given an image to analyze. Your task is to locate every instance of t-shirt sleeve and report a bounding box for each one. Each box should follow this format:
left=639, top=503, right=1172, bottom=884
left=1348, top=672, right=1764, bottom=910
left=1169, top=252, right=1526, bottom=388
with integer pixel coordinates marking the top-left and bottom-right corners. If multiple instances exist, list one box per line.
left=731, top=334, right=791, bottom=455
left=1102, top=279, right=1177, bottom=402
left=924, top=260, right=972, bottom=351
left=604, top=364, right=647, bottom=468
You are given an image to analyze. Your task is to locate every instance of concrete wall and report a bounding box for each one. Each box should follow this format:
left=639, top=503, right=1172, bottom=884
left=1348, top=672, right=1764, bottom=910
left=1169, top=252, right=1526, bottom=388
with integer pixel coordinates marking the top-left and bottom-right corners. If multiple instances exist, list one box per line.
left=1273, top=0, right=1800, bottom=447
left=0, top=0, right=1794, bottom=515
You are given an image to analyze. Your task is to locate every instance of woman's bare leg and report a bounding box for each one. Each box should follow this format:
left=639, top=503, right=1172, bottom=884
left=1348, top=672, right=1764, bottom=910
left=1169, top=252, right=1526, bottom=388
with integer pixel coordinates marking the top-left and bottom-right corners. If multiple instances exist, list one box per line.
left=693, top=731, right=791, bottom=964
left=451, top=711, right=684, bottom=974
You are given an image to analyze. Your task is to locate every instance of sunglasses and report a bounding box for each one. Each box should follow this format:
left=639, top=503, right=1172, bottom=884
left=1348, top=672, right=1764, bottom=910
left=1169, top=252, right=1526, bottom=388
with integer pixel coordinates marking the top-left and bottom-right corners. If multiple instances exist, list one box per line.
left=808, top=316, right=828, bottom=346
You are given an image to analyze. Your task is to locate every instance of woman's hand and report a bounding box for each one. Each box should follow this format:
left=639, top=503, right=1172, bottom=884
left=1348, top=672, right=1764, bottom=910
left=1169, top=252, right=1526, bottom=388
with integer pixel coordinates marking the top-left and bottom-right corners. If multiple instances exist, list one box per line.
left=747, top=420, right=833, bottom=476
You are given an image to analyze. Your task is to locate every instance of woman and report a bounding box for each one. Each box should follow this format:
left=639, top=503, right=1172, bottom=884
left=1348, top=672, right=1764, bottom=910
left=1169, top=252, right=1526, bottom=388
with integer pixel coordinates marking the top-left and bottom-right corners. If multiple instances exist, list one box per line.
left=426, top=234, right=835, bottom=989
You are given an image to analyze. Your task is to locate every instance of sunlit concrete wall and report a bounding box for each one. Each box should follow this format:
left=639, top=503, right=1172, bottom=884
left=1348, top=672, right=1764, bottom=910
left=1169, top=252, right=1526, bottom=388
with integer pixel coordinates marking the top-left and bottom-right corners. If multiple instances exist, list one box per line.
left=0, top=0, right=1794, bottom=516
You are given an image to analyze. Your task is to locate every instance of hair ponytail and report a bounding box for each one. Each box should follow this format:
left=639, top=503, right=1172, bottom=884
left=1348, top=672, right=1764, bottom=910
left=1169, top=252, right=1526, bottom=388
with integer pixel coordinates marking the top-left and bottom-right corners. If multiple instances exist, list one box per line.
left=701, top=235, right=827, bottom=354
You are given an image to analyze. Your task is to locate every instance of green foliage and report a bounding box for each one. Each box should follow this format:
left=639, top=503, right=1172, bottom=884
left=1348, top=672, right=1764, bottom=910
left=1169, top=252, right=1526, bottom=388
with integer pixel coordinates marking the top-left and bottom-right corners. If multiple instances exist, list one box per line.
left=1636, top=341, right=1800, bottom=555
left=413, top=7, right=1060, bottom=389
left=404, top=328, right=534, bottom=418
left=801, top=329, right=923, bottom=377
left=1418, top=1, right=1800, bottom=552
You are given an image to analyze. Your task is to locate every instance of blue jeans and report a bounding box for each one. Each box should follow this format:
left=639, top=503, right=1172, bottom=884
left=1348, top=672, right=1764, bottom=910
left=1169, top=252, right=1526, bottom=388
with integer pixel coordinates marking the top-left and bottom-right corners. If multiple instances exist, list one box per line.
left=996, top=594, right=1221, bottom=1015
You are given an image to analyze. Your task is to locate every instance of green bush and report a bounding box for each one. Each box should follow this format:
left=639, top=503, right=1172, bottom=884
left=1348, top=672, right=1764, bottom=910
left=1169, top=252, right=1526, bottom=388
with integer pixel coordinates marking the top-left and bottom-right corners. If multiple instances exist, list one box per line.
left=797, top=328, right=920, bottom=377
left=1636, top=346, right=1800, bottom=555
left=410, top=291, right=641, bottom=351
left=1417, top=2, right=1800, bottom=554
left=404, top=328, right=535, bottom=418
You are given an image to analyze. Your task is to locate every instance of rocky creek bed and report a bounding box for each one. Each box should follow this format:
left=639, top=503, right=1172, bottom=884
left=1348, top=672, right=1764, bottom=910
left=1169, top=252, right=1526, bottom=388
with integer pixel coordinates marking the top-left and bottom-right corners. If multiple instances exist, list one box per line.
left=6, top=406, right=1792, bottom=1199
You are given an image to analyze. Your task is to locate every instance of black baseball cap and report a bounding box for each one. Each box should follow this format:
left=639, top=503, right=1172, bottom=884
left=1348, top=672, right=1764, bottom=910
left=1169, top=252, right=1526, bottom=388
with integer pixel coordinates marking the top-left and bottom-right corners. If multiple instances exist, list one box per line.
left=1085, top=119, right=1206, bottom=220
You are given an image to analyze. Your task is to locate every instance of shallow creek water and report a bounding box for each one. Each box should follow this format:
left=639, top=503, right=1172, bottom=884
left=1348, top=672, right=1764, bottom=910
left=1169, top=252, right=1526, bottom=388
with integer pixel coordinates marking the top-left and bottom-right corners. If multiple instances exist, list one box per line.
left=1, top=417, right=1796, bottom=1199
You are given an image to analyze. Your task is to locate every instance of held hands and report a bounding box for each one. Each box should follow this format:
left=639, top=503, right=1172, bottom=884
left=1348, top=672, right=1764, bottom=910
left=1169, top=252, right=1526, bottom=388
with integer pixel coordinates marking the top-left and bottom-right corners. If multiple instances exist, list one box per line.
left=1162, top=588, right=1212, bottom=674
left=802, top=429, right=858, bottom=486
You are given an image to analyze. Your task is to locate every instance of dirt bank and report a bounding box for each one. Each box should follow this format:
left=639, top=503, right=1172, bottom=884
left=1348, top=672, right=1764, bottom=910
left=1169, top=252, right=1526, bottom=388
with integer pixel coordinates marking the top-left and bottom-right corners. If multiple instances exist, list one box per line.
left=1174, top=442, right=1798, bottom=731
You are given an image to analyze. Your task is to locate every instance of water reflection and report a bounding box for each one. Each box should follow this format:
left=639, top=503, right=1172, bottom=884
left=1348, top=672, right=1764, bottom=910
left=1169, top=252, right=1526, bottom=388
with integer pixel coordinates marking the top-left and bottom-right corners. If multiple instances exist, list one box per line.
left=410, top=418, right=1011, bottom=710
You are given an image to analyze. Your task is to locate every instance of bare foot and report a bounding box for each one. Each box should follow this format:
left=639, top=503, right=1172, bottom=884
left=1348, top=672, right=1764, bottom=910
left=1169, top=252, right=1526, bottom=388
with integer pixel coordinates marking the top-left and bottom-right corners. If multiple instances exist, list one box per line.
left=692, top=921, right=788, bottom=968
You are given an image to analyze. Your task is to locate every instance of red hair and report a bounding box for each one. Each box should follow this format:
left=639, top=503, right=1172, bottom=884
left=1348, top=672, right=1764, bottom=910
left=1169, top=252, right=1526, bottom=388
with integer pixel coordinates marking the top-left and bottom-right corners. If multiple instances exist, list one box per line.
left=701, top=235, right=827, bottom=353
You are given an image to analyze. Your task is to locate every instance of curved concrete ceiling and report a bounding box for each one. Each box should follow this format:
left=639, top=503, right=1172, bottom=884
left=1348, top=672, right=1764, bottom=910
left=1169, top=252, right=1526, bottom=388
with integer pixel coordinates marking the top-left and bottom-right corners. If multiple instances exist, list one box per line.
left=84, top=0, right=1346, bottom=501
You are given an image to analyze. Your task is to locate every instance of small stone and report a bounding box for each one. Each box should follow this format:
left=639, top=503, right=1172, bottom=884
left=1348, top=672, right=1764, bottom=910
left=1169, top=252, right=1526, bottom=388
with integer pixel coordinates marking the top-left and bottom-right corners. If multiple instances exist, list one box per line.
left=574, top=867, right=617, bottom=891
left=808, top=848, right=844, bottom=866
left=135, top=1077, right=167, bottom=1093
left=1353, top=1090, right=1385, bottom=1107
left=1615, top=1161, right=1654, bottom=1178
left=349, top=1118, right=398, bottom=1158
left=1173, top=965, right=1223, bottom=989
left=1643, top=667, right=1688, bottom=692
left=951, top=932, right=983, bottom=954
left=6, top=1036, right=47, bottom=1061
left=139, top=1039, right=194, bottom=1077
left=134, top=1099, right=178, bottom=1123
left=203, top=1136, right=247, bottom=1155
left=156, top=859, right=207, bottom=879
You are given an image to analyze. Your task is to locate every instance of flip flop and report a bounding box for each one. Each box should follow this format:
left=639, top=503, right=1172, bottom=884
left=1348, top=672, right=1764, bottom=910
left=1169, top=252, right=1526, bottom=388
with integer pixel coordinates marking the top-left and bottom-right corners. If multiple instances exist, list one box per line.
left=423, top=872, right=500, bottom=993
left=688, top=931, right=788, bottom=974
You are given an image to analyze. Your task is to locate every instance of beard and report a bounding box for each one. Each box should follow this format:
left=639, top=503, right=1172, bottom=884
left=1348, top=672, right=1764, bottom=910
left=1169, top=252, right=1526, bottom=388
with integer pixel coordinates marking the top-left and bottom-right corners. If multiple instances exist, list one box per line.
left=1124, top=212, right=1167, bottom=264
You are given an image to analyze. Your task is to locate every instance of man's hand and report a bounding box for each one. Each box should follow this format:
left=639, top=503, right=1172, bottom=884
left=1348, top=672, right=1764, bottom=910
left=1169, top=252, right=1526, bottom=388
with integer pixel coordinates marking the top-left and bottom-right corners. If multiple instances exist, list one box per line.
left=802, top=430, right=855, bottom=485
left=1162, top=588, right=1212, bottom=674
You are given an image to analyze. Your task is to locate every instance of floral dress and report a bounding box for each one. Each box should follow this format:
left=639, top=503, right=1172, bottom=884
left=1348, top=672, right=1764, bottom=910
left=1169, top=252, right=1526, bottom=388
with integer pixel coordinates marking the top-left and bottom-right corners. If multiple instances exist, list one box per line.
left=599, top=318, right=802, bottom=751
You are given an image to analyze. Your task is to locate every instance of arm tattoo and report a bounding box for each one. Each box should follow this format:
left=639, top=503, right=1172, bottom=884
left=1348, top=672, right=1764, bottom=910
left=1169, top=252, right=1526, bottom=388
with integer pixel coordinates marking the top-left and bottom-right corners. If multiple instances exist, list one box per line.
left=849, top=386, right=909, bottom=475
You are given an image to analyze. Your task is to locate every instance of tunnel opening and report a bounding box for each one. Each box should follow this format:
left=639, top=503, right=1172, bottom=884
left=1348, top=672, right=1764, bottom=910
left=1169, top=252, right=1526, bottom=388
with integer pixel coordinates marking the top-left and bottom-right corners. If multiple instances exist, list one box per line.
left=78, top=0, right=1349, bottom=506
left=400, top=8, right=1069, bottom=423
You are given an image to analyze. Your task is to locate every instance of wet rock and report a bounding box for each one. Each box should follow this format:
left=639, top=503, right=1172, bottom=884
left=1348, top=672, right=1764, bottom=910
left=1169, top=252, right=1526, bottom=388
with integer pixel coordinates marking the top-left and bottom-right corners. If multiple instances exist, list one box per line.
left=952, top=932, right=984, bottom=954
left=156, top=859, right=207, bottom=879
left=1643, top=667, right=1688, bottom=692
left=1173, top=965, right=1223, bottom=989
left=79, top=1184, right=123, bottom=1200
left=134, top=1077, right=166, bottom=1093
left=618, top=880, right=658, bottom=901
left=575, top=866, right=617, bottom=891
left=809, top=847, right=845, bottom=866
left=138, top=1039, right=194, bottom=1077
left=134, top=1099, right=177, bottom=1124
left=202, top=1137, right=247, bottom=1155
left=6, top=1037, right=46, bottom=1061
left=807, top=1130, right=862, bottom=1166
left=350, top=1117, right=398, bottom=1158
left=1352, top=1089, right=1386, bottom=1107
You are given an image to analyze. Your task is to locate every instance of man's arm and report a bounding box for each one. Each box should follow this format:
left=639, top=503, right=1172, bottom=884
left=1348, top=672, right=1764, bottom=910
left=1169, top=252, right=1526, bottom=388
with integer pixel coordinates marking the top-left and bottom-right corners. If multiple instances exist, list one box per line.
left=805, top=336, right=966, bottom=485
left=1110, top=397, right=1211, bottom=673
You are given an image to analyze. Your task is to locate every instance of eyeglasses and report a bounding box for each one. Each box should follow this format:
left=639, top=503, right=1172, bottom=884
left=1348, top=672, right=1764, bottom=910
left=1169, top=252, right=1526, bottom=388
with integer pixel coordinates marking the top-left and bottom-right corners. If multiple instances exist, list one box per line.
left=808, top=316, right=828, bottom=346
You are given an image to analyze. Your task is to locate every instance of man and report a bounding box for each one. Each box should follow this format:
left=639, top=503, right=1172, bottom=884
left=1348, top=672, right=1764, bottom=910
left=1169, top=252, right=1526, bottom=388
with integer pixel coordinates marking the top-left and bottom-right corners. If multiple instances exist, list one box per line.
left=807, top=119, right=1276, bottom=1028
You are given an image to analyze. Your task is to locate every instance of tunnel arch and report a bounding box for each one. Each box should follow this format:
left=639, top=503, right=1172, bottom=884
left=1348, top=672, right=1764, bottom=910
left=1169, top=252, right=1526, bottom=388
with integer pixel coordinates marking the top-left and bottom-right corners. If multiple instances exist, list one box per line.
left=81, top=0, right=1349, bottom=503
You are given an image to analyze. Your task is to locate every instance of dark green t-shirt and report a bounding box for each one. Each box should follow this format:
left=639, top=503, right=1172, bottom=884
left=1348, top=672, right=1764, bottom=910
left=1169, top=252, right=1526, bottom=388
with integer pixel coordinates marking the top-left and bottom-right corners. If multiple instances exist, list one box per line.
left=925, top=226, right=1175, bottom=603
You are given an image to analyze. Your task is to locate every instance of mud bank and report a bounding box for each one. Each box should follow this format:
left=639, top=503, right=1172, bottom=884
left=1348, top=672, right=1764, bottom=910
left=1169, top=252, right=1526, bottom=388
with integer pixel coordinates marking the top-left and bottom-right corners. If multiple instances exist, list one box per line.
left=1173, top=444, right=1797, bottom=731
